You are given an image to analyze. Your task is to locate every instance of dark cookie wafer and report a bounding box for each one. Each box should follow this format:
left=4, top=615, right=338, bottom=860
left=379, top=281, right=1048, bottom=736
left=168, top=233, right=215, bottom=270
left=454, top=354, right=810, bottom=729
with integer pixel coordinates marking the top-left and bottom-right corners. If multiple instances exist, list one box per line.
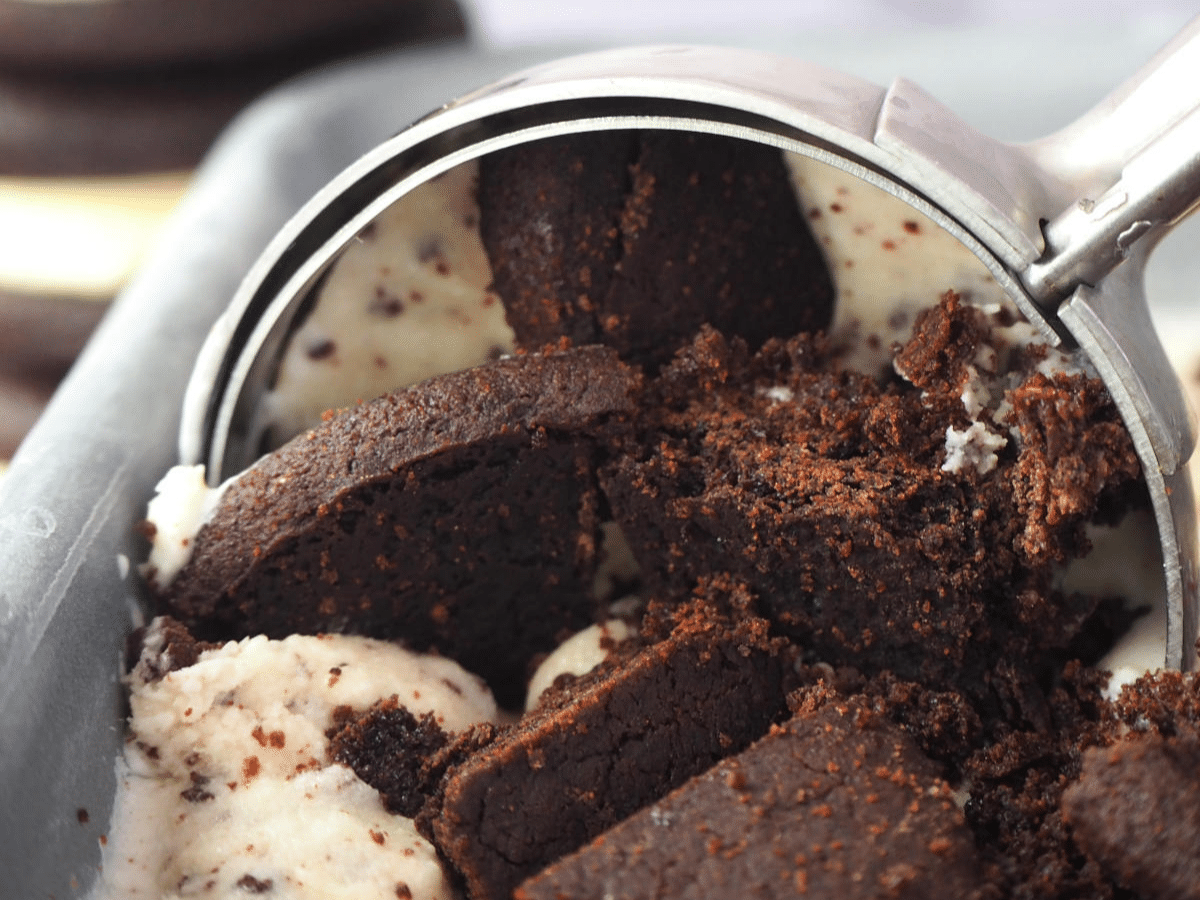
left=156, top=346, right=640, bottom=708
left=0, top=0, right=464, bottom=176
left=0, top=290, right=108, bottom=457
left=599, top=300, right=1141, bottom=707
left=0, top=290, right=107, bottom=380
left=1063, top=733, right=1200, bottom=900
left=0, top=0, right=464, bottom=455
left=479, top=129, right=834, bottom=372
left=0, top=0, right=463, bottom=73
left=0, top=368, right=56, bottom=460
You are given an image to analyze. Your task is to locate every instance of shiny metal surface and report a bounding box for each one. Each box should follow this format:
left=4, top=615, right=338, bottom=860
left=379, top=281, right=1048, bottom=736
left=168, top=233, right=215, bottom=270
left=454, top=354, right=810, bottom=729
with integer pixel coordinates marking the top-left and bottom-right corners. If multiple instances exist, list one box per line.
left=1027, top=106, right=1200, bottom=306
left=185, top=45, right=1061, bottom=476
left=183, top=36, right=1200, bottom=672
left=1022, top=17, right=1200, bottom=489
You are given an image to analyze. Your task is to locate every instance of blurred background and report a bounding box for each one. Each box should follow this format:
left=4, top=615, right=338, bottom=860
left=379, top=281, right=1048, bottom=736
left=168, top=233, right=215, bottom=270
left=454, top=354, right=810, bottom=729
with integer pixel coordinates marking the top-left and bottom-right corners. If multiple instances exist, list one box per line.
left=470, top=0, right=1197, bottom=45
left=0, top=0, right=1195, bottom=462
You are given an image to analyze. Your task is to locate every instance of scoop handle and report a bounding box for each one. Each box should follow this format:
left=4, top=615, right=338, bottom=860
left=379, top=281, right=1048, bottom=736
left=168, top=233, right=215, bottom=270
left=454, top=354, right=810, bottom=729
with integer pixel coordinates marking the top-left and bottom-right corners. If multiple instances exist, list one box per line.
left=1025, top=15, right=1200, bottom=303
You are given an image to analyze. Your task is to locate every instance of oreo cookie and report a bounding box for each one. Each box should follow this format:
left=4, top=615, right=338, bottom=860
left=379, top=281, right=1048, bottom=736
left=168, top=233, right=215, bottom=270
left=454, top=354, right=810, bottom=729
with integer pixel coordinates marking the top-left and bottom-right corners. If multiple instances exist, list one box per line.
left=0, top=0, right=465, bottom=459
left=0, top=0, right=463, bottom=74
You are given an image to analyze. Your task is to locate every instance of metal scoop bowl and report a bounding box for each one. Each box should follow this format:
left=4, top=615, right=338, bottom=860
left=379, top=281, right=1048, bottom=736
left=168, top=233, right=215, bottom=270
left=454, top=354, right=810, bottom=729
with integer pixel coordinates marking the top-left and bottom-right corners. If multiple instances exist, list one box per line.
left=181, top=23, right=1200, bottom=671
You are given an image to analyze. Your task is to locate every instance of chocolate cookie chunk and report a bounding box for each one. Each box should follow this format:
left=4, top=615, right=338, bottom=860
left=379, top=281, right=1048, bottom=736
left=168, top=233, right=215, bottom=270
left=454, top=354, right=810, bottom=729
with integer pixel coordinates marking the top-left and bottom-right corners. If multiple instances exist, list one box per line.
left=125, top=615, right=219, bottom=684
left=427, top=604, right=789, bottom=900
left=330, top=696, right=499, bottom=818
left=156, top=347, right=639, bottom=707
left=600, top=300, right=1141, bottom=705
left=517, top=690, right=987, bottom=900
left=479, top=129, right=834, bottom=371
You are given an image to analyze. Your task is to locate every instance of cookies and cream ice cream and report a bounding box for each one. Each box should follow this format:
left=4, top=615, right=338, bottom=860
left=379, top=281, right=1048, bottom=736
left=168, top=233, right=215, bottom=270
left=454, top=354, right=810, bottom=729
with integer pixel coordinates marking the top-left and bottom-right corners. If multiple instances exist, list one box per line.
left=142, top=145, right=1162, bottom=672
left=256, top=161, right=514, bottom=450
left=99, top=620, right=500, bottom=899
left=109, top=130, right=1175, bottom=900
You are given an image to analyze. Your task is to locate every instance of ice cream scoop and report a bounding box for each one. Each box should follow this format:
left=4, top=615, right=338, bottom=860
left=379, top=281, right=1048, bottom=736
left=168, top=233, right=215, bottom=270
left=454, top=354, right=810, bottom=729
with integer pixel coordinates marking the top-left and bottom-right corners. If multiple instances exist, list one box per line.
left=180, top=23, right=1200, bottom=671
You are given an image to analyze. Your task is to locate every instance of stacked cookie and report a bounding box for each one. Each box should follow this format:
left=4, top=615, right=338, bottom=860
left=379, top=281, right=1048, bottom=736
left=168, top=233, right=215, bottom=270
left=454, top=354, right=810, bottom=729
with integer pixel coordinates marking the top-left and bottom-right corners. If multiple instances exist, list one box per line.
left=0, top=0, right=464, bottom=458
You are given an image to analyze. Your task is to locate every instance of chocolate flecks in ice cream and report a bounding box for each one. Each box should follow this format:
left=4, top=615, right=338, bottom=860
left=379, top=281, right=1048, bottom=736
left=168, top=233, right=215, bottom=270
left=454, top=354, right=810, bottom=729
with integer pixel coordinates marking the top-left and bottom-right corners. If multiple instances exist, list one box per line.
left=107, top=127, right=1178, bottom=900
left=101, top=618, right=500, bottom=900
left=258, top=160, right=515, bottom=449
